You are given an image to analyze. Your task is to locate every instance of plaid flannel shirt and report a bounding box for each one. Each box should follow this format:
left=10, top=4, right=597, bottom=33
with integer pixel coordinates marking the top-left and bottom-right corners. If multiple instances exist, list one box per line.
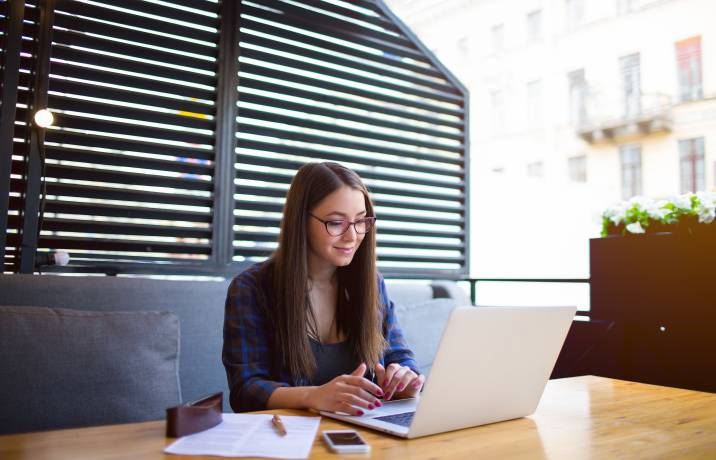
left=222, top=262, right=419, bottom=412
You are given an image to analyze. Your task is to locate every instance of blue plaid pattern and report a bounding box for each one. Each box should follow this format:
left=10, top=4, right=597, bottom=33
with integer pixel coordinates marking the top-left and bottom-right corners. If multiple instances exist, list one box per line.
left=222, top=262, right=418, bottom=412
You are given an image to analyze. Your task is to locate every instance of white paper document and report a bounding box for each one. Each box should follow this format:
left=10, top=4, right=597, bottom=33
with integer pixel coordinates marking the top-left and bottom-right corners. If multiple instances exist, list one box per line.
left=164, top=414, right=321, bottom=459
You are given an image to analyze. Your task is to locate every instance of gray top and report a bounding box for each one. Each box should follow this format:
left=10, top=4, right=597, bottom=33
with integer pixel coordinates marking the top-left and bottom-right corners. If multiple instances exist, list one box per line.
left=309, top=339, right=357, bottom=385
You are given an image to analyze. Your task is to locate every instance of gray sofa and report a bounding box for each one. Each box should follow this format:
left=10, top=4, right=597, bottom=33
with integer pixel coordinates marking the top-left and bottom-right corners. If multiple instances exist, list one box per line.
left=0, top=274, right=468, bottom=434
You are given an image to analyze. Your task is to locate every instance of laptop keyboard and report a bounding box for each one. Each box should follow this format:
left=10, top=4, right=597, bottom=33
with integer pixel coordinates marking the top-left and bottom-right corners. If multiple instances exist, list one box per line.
left=374, top=411, right=415, bottom=427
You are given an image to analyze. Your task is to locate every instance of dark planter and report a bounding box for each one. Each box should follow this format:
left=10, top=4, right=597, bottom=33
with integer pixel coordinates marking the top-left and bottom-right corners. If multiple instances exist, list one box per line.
left=588, top=232, right=716, bottom=392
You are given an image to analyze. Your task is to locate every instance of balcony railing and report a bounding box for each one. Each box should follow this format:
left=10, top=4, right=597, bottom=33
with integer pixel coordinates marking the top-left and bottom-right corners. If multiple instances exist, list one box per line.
left=577, top=92, right=672, bottom=143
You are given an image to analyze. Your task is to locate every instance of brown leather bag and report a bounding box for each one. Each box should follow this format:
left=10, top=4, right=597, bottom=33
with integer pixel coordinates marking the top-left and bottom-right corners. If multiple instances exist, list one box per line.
left=166, top=392, right=223, bottom=437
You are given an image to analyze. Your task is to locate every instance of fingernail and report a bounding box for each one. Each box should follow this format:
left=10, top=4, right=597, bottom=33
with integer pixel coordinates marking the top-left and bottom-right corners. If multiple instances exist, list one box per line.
left=376, top=389, right=384, bottom=396
left=356, top=410, right=364, bottom=416
left=382, top=379, right=388, bottom=387
left=368, top=404, right=374, bottom=410
left=413, top=381, right=421, bottom=388
left=375, top=400, right=382, bottom=407
left=397, top=384, right=405, bottom=391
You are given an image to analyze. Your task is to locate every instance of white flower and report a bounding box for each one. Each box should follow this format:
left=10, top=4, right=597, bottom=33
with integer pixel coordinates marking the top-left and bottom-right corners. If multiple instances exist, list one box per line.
left=645, top=199, right=671, bottom=220
left=673, top=193, right=695, bottom=212
left=626, top=222, right=645, bottom=234
left=603, top=202, right=628, bottom=225
left=695, top=192, right=716, bottom=224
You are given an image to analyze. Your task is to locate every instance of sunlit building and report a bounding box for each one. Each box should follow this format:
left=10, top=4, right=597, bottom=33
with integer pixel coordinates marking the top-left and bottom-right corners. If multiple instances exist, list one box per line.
left=387, top=0, right=715, bottom=281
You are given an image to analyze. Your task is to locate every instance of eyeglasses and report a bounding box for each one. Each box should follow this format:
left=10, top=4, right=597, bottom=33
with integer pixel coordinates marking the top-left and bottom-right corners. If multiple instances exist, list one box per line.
left=309, top=213, right=376, bottom=236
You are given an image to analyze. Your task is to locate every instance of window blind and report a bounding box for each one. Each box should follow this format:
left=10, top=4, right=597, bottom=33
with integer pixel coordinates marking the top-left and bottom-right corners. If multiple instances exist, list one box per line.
left=233, top=0, right=469, bottom=278
left=1, top=0, right=468, bottom=278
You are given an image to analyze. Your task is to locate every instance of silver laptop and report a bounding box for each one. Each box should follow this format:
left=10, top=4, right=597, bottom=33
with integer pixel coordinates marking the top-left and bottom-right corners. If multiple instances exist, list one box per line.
left=320, top=305, right=577, bottom=438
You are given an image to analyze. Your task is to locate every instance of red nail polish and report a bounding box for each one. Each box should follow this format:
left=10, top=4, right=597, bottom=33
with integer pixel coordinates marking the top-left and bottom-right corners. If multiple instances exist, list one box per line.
left=368, top=404, right=374, bottom=410
left=356, top=410, right=364, bottom=416
left=377, top=389, right=384, bottom=397
left=397, top=384, right=405, bottom=391
left=375, top=400, right=382, bottom=407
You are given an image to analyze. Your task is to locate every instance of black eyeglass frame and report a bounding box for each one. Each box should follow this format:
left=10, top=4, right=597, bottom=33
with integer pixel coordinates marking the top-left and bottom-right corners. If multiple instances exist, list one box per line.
left=308, top=213, right=377, bottom=236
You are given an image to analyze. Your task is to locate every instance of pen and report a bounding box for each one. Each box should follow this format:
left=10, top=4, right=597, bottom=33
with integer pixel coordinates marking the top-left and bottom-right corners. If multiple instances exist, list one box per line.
left=272, top=414, right=287, bottom=436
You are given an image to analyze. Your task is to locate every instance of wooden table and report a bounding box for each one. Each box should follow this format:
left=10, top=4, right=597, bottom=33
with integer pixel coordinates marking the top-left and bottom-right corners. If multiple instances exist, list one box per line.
left=1, top=376, right=715, bottom=459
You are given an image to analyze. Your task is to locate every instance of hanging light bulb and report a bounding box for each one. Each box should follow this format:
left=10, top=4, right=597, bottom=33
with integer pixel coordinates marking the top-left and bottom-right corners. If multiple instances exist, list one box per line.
left=34, top=109, right=54, bottom=128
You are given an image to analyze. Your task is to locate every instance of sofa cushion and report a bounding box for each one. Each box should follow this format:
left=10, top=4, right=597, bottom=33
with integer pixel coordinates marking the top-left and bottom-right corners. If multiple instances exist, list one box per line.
left=394, top=298, right=457, bottom=376
left=0, top=306, right=181, bottom=434
left=0, top=274, right=230, bottom=410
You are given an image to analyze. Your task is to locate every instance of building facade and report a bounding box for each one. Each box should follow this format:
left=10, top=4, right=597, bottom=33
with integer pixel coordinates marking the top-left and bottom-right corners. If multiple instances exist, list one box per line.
left=387, top=0, right=715, bottom=279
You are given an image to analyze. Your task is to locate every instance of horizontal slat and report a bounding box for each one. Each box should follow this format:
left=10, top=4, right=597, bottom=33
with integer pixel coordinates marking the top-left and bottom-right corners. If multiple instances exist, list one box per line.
left=48, top=44, right=217, bottom=89
left=235, top=164, right=463, bottom=193
left=238, top=90, right=462, bottom=142
left=240, top=44, right=462, bottom=105
left=44, top=93, right=214, bottom=132
left=44, top=112, right=213, bottom=146
left=53, top=8, right=216, bottom=58
left=9, top=196, right=211, bottom=223
left=235, top=144, right=463, bottom=179
left=44, top=147, right=213, bottom=176
left=235, top=209, right=462, bottom=227
left=240, top=18, right=453, bottom=91
left=22, top=162, right=213, bottom=192
left=22, top=130, right=214, bottom=162
left=51, top=28, right=216, bottom=72
left=237, top=107, right=462, bottom=153
left=56, top=0, right=218, bottom=43
left=239, top=61, right=463, bottom=117
left=240, top=76, right=463, bottom=130
left=252, top=0, right=414, bottom=52
left=40, top=73, right=215, bottom=115
left=41, top=59, right=215, bottom=101
left=235, top=180, right=463, bottom=202
left=90, top=0, right=219, bottom=29
left=236, top=124, right=463, bottom=166
left=39, top=218, right=211, bottom=239
left=241, top=2, right=432, bottom=69
left=293, top=0, right=401, bottom=35
left=10, top=180, right=212, bottom=208
left=235, top=195, right=462, bottom=215
left=37, top=235, right=211, bottom=254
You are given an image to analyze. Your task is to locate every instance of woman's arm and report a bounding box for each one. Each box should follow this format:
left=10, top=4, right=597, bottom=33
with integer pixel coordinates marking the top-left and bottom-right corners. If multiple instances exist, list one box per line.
left=376, top=274, right=424, bottom=399
left=222, top=268, right=290, bottom=412
left=268, top=363, right=384, bottom=415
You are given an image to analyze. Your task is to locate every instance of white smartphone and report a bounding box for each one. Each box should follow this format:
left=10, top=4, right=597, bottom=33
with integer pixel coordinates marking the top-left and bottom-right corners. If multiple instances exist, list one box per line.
left=322, top=430, right=370, bottom=454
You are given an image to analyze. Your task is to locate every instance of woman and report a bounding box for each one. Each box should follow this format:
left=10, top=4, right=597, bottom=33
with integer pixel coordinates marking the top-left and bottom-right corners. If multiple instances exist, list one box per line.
left=222, top=162, right=423, bottom=415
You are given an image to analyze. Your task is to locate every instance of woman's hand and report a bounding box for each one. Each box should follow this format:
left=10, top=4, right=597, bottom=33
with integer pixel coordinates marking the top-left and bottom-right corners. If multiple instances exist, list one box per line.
left=375, top=363, right=425, bottom=400
left=305, top=363, right=384, bottom=415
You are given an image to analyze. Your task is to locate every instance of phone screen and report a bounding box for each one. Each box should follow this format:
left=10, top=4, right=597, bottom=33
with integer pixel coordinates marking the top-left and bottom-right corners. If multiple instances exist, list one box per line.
left=325, top=432, right=366, bottom=446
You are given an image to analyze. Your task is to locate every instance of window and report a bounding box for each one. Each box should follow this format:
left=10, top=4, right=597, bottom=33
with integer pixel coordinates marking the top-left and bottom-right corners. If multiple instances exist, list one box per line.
left=675, top=36, right=703, bottom=102
left=620, top=53, right=641, bottom=118
left=568, top=69, right=587, bottom=126
left=620, top=144, right=642, bottom=199
left=566, top=0, right=585, bottom=29
left=527, top=80, right=542, bottom=131
left=568, top=155, right=587, bottom=182
left=490, top=90, right=505, bottom=135
left=679, top=138, right=705, bottom=193
left=491, top=24, right=504, bottom=54
left=527, top=9, right=543, bottom=42
left=527, top=161, right=544, bottom=178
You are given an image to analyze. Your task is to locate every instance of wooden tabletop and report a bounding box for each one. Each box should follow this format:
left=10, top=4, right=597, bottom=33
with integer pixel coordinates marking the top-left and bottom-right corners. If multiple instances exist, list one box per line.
left=1, top=376, right=715, bottom=459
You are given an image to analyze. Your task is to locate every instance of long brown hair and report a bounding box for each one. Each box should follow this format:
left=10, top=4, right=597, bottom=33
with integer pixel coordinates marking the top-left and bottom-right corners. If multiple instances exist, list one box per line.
left=260, top=162, right=385, bottom=380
